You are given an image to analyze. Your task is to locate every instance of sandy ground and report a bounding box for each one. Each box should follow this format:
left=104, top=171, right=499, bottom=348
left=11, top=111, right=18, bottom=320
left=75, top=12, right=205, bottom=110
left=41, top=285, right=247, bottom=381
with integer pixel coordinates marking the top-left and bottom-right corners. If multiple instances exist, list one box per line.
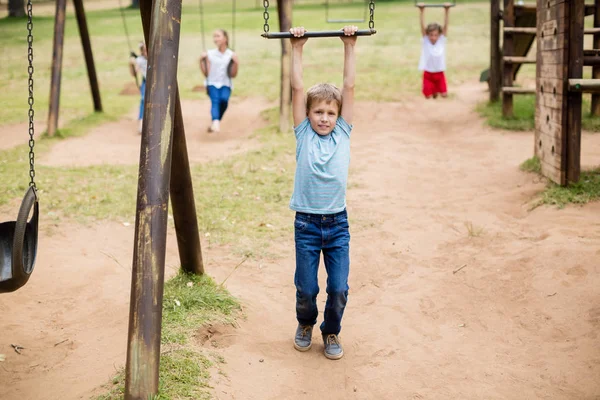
left=1, top=84, right=600, bottom=400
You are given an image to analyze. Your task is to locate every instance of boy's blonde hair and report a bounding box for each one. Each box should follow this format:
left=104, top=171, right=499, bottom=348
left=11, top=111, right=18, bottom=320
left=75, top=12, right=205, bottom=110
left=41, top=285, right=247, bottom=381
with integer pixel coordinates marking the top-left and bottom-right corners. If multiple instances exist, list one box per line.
left=306, top=83, right=342, bottom=115
left=426, top=23, right=442, bottom=34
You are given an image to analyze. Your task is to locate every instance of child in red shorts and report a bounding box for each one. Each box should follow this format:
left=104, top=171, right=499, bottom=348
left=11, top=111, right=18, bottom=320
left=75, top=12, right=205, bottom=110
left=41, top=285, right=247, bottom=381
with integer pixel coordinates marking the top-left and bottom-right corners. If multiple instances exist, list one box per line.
left=417, top=3, right=451, bottom=99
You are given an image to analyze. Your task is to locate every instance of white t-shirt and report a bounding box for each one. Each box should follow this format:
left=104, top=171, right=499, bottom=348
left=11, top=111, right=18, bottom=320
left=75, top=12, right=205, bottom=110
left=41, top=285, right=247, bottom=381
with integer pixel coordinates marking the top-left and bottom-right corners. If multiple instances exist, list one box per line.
left=418, top=35, right=446, bottom=73
left=206, top=48, right=234, bottom=88
left=136, top=56, right=148, bottom=79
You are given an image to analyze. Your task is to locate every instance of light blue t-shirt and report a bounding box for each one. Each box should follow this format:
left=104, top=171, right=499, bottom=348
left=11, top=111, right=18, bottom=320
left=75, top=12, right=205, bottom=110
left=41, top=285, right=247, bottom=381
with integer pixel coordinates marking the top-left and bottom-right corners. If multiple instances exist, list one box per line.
left=290, top=117, right=352, bottom=214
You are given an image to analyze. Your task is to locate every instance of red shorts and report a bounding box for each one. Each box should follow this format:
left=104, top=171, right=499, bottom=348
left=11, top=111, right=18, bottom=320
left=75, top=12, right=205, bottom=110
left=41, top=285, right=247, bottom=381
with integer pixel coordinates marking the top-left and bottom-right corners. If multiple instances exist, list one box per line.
left=422, top=71, right=447, bottom=97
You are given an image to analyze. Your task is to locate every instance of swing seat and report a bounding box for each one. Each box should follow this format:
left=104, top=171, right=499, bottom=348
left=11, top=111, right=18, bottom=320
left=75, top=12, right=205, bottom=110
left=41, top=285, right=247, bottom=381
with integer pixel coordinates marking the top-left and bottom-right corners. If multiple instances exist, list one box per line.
left=0, top=186, right=39, bottom=294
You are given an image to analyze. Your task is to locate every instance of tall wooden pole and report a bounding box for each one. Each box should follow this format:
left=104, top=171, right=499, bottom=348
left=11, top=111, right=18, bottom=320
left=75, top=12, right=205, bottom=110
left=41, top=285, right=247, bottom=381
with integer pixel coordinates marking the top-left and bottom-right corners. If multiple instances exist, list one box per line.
left=278, top=0, right=292, bottom=133
left=490, top=0, right=501, bottom=102
left=502, top=0, right=514, bottom=117
left=72, top=0, right=102, bottom=112
left=47, top=0, right=67, bottom=136
left=591, top=0, right=600, bottom=116
left=567, top=0, right=584, bottom=184
left=124, top=0, right=183, bottom=396
left=170, top=95, right=205, bottom=275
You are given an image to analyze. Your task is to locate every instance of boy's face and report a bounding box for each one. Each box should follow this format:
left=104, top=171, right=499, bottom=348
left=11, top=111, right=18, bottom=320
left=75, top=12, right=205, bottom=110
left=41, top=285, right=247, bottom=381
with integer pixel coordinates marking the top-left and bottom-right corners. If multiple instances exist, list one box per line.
left=307, top=100, right=339, bottom=136
left=427, top=30, right=440, bottom=44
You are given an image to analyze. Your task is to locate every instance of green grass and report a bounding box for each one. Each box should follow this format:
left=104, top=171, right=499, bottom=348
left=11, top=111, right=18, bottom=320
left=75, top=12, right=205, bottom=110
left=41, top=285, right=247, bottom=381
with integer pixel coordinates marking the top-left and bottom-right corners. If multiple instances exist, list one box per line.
left=477, top=95, right=600, bottom=132
left=0, top=1, right=495, bottom=127
left=520, top=155, right=541, bottom=174
left=96, top=272, right=239, bottom=400
left=520, top=156, right=600, bottom=208
left=540, top=169, right=600, bottom=208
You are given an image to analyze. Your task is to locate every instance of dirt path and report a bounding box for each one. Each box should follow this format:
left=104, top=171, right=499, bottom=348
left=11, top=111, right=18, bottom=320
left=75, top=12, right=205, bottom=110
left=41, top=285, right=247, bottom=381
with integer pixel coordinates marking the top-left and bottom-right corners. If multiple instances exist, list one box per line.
left=208, top=85, right=600, bottom=399
left=1, top=85, right=599, bottom=399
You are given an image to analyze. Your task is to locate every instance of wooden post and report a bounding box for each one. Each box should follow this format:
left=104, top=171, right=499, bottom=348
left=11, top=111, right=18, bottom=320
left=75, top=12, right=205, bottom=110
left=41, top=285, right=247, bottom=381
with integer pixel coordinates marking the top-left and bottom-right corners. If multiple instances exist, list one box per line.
left=591, top=0, right=600, bottom=116
left=490, top=0, right=501, bottom=102
left=567, top=0, right=584, bottom=184
left=72, top=0, right=102, bottom=112
left=278, top=0, right=292, bottom=133
left=124, top=0, right=183, bottom=396
left=502, top=0, right=515, bottom=117
left=47, top=0, right=67, bottom=136
left=170, top=95, right=205, bottom=275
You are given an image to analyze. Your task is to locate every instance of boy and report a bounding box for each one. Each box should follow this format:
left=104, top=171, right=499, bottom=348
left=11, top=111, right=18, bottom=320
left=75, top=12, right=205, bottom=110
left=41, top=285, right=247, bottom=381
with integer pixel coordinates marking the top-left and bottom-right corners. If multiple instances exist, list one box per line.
left=417, top=3, right=451, bottom=99
left=289, top=25, right=357, bottom=360
left=129, top=42, right=148, bottom=133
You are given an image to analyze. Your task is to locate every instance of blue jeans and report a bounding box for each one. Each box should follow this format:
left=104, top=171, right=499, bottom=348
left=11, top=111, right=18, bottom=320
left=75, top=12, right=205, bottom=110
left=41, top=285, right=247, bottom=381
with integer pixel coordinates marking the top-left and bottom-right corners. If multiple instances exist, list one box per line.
left=294, top=210, right=350, bottom=335
left=207, top=85, right=231, bottom=121
left=138, top=79, right=146, bottom=120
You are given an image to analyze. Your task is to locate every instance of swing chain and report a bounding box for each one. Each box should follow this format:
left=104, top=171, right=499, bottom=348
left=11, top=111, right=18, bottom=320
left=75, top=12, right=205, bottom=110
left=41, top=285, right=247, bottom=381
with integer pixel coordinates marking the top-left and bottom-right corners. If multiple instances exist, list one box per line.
left=368, top=0, right=375, bottom=30
left=26, top=0, right=36, bottom=189
left=263, top=0, right=269, bottom=33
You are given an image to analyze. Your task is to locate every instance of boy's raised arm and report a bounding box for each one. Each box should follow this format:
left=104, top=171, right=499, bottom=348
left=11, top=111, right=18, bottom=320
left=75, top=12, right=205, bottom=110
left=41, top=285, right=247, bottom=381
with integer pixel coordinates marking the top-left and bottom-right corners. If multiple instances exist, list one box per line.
left=340, top=26, right=358, bottom=125
left=443, top=3, right=450, bottom=36
left=417, top=3, right=426, bottom=37
left=290, top=27, right=308, bottom=128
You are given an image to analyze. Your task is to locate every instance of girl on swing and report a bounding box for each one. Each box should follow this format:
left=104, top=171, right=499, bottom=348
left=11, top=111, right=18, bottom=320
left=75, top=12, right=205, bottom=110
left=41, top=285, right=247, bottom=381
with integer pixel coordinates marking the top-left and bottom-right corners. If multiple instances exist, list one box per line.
left=129, top=41, right=148, bottom=134
left=200, top=29, right=239, bottom=133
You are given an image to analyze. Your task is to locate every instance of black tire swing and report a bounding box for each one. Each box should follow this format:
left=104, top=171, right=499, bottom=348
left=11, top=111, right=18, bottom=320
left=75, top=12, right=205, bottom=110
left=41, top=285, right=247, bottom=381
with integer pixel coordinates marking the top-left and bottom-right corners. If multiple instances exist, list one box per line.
left=0, top=0, right=39, bottom=294
left=261, top=0, right=377, bottom=39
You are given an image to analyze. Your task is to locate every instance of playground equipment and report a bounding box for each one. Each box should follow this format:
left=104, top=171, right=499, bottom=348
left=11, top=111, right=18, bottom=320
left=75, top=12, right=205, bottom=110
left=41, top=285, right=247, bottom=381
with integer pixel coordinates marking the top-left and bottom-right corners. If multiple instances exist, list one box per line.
left=326, top=0, right=368, bottom=23
left=535, top=0, right=600, bottom=185
left=47, top=0, right=102, bottom=136
left=0, top=0, right=39, bottom=294
left=489, top=0, right=600, bottom=119
left=261, top=0, right=377, bottom=38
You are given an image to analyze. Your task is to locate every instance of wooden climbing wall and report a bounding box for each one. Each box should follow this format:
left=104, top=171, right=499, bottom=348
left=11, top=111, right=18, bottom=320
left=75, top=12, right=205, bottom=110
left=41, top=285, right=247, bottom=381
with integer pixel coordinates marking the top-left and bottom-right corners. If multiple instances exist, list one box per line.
left=535, top=0, right=585, bottom=185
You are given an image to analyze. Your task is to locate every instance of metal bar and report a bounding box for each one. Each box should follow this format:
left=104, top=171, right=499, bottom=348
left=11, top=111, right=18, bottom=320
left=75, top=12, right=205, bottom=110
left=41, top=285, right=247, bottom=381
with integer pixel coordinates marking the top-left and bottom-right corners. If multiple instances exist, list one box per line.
left=585, top=28, right=600, bottom=34
left=47, top=0, right=67, bottom=137
left=170, top=91, right=205, bottom=276
left=72, top=0, right=102, bottom=112
left=262, top=29, right=376, bottom=39
left=569, top=79, right=600, bottom=93
left=124, top=0, right=183, bottom=397
left=584, top=56, right=600, bottom=66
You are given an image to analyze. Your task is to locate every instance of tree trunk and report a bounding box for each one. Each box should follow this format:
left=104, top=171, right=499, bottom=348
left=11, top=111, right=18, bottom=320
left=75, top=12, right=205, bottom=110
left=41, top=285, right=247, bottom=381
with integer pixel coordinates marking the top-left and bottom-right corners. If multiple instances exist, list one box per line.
left=277, top=0, right=292, bottom=133
left=8, top=0, right=25, bottom=17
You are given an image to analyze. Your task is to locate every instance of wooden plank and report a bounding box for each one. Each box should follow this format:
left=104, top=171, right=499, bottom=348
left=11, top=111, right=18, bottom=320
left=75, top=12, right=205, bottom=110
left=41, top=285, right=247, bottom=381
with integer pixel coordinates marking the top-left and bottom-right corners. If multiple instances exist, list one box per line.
left=536, top=105, right=564, bottom=126
left=536, top=132, right=563, bottom=167
left=537, top=3, right=567, bottom=23
left=502, top=86, right=536, bottom=94
left=538, top=89, right=564, bottom=109
left=539, top=158, right=565, bottom=185
left=537, top=77, right=566, bottom=95
left=585, top=28, right=600, bottom=34
left=586, top=4, right=597, bottom=17
left=539, top=32, right=566, bottom=51
left=568, top=79, right=600, bottom=93
left=592, top=0, right=600, bottom=116
left=490, top=0, right=502, bottom=102
left=504, top=27, right=537, bottom=34
left=566, top=0, right=584, bottom=184
left=539, top=47, right=566, bottom=65
left=539, top=63, right=565, bottom=79
left=503, top=0, right=515, bottom=117
left=504, top=56, right=536, bottom=63
left=540, top=17, right=568, bottom=36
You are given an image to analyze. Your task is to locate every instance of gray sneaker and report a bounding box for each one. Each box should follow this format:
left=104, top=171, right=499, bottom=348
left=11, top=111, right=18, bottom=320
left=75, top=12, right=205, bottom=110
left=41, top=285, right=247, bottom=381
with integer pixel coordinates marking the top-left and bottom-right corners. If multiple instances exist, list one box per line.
left=294, top=324, right=313, bottom=351
left=323, top=334, right=344, bottom=360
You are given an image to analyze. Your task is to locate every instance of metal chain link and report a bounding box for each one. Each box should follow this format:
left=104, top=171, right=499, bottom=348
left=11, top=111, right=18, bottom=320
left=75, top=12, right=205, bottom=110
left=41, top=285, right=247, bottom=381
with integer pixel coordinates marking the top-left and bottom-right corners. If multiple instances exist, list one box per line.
left=263, top=0, right=270, bottom=33
left=26, top=0, right=36, bottom=189
left=368, top=0, right=375, bottom=30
